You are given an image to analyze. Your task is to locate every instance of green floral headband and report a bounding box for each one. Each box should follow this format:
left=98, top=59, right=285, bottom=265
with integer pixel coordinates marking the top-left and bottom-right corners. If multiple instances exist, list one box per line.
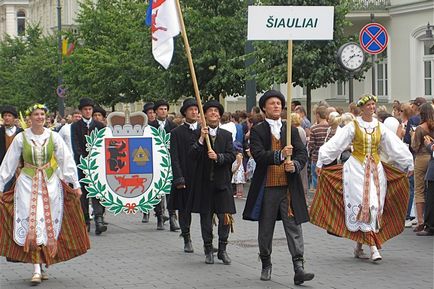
left=25, top=103, right=49, bottom=116
left=357, top=94, right=378, bottom=107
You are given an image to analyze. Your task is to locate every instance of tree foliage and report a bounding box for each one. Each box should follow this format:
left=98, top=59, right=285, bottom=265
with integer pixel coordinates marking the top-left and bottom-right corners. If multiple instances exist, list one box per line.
left=0, top=26, right=59, bottom=112
left=62, top=0, right=248, bottom=107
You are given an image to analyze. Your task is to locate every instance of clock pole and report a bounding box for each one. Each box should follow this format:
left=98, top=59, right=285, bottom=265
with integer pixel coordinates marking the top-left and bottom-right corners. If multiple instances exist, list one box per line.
left=349, top=72, right=354, bottom=103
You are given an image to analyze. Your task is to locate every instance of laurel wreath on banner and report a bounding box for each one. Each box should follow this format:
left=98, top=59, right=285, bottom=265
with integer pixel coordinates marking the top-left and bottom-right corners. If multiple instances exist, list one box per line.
left=79, top=127, right=172, bottom=215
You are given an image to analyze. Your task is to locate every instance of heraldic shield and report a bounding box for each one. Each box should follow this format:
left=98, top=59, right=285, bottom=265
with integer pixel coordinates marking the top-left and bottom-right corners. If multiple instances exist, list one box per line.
left=79, top=108, right=172, bottom=215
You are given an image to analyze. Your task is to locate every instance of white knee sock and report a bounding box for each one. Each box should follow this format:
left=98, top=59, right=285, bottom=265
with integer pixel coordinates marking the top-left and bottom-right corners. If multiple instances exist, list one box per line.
left=370, top=246, right=378, bottom=253
left=33, top=264, right=41, bottom=274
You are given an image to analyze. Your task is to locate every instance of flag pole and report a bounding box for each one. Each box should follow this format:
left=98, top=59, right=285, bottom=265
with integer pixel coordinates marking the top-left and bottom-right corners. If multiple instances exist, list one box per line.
left=286, top=40, right=293, bottom=160
left=174, top=0, right=211, bottom=151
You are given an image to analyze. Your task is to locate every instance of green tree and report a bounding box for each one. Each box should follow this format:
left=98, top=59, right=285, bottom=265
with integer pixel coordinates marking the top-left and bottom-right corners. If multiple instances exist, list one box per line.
left=62, top=0, right=248, bottom=107
left=0, top=26, right=59, bottom=112
left=248, top=0, right=368, bottom=117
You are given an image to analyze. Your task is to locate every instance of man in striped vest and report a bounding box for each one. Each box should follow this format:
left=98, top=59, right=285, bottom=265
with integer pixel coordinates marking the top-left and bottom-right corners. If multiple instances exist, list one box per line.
left=243, top=90, right=314, bottom=285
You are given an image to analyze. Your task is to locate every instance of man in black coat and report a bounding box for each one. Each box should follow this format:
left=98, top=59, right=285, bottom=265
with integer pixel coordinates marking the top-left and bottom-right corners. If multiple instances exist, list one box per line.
left=71, top=98, right=106, bottom=235
left=0, top=106, right=22, bottom=192
left=148, top=100, right=179, bottom=231
left=0, top=105, right=22, bottom=165
left=242, top=90, right=314, bottom=285
left=188, top=100, right=236, bottom=265
left=167, top=98, right=200, bottom=253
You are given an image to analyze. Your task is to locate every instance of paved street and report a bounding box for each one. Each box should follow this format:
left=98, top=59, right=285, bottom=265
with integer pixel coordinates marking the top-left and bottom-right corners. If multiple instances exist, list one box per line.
left=1, top=194, right=433, bottom=289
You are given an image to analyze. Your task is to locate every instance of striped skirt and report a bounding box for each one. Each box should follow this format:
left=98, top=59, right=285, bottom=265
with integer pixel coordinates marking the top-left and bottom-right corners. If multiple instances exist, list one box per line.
left=0, top=182, right=90, bottom=265
left=310, top=163, right=409, bottom=248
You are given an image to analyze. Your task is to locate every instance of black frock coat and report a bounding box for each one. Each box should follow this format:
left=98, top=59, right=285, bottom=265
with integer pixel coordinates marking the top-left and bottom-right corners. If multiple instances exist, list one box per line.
left=0, top=126, right=23, bottom=165
left=242, top=121, right=309, bottom=225
left=71, top=119, right=105, bottom=164
left=168, top=123, right=200, bottom=211
left=187, top=128, right=236, bottom=214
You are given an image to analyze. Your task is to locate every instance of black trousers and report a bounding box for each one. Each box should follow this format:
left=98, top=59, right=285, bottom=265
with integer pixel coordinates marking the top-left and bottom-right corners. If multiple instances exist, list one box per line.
left=258, top=186, right=304, bottom=259
left=78, top=169, right=104, bottom=223
left=153, top=194, right=176, bottom=216
left=425, top=181, right=434, bottom=232
left=179, top=209, right=192, bottom=234
left=200, top=213, right=229, bottom=245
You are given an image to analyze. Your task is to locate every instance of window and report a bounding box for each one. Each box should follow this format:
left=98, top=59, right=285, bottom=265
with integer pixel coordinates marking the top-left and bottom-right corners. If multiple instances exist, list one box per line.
left=424, top=42, right=434, bottom=97
left=337, top=80, right=346, bottom=96
left=374, top=50, right=388, bottom=97
left=17, top=11, right=25, bottom=36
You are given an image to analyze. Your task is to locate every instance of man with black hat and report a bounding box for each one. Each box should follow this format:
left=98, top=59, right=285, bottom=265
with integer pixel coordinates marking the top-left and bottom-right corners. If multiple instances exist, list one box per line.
left=141, top=102, right=156, bottom=223
left=0, top=105, right=22, bottom=166
left=167, top=98, right=200, bottom=253
left=188, top=100, right=236, bottom=265
left=243, top=90, right=314, bottom=285
left=71, top=98, right=107, bottom=235
left=143, top=102, right=156, bottom=123
left=93, top=105, right=107, bottom=125
left=148, top=99, right=179, bottom=231
left=0, top=105, right=23, bottom=192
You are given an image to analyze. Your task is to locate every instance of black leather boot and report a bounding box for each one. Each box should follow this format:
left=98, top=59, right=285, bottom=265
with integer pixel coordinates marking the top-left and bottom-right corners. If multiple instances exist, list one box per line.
left=157, top=215, right=164, bottom=230
left=182, top=232, right=194, bottom=253
left=204, top=243, right=214, bottom=264
left=293, top=257, right=314, bottom=285
left=260, top=255, right=272, bottom=281
left=95, top=216, right=107, bottom=235
left=142, top=213, right=149, bottom=223
left=169, top=212, right=180, bottom=231
left=217, top=241, right=231, bottom=265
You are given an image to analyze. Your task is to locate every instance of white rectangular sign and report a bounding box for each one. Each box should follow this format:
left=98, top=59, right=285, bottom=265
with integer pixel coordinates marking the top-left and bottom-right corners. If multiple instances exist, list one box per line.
left=247, top=6, right=334, bottom=41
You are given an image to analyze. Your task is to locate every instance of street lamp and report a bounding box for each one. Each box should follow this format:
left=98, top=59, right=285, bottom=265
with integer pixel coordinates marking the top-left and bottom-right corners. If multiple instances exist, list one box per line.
left=420, top=22, right=434, bottom=49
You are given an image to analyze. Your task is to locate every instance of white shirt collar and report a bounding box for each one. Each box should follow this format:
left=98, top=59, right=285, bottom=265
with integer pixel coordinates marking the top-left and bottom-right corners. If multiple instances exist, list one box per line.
left=5, top=126, right=16, bottom=137
left=209, top=126, right=219, bottom=137
left=265, top=118, right=282, bottom=140
left=185, top=121, right=198, bottom=131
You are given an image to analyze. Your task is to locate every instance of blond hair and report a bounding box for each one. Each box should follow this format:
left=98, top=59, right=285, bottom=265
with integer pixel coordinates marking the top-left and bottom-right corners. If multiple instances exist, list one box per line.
left=291, top=113, right=301, bottom=126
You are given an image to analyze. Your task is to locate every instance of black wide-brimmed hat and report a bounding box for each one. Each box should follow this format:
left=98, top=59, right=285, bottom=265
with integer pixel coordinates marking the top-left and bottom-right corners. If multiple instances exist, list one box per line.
left=180, top=98, right=198, bottom=116
left=1, top=105, right=18, bottom=118
left=93, top=105, right=107, bottom=118
left=78, top=98, right=95, bottom=110
left=142, top=102, right=154, bottom=113
left=203, top=100, right=224, bottom=116
left=153, top=100, right=170, bottom=111
left=259, top=90, right=286, bottom=112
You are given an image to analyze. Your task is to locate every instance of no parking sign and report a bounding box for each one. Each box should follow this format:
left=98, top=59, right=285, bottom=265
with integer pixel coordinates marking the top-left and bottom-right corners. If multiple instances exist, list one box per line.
left=359, top=23, right=388, bottom=55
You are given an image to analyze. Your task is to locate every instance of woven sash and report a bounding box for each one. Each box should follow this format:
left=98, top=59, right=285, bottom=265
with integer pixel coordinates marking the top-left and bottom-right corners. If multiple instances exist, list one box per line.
left=23, top=161, right=57, bottom=258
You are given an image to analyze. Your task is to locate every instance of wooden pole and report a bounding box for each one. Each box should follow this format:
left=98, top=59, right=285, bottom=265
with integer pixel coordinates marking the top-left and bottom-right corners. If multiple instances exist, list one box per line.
left=286, top=40, right=293, bottom=158
left=174, top=0, right=211, bottom=151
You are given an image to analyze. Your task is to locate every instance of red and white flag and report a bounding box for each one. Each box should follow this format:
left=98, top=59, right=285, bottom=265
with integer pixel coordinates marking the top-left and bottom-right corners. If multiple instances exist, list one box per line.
left=148, top=0, right=180, bottom=69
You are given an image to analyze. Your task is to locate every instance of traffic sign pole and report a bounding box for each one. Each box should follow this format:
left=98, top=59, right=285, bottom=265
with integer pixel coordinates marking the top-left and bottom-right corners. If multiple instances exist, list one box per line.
left=370, top=14, right=376, bottom=96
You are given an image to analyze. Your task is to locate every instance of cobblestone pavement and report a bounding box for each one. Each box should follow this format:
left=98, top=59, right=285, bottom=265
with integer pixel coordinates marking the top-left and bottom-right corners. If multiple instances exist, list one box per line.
left=1, top=194, right=433, bottom=289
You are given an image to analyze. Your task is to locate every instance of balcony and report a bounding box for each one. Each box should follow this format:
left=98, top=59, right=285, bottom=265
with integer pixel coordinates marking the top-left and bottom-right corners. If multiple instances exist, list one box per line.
left=350, top=0, right=391, bottom=11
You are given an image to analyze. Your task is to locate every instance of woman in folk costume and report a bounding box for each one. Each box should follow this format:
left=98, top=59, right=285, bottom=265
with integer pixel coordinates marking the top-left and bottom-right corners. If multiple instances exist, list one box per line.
left=0, top=104, right=89, bottom=285
left=311, top=94, right=413, bottom=262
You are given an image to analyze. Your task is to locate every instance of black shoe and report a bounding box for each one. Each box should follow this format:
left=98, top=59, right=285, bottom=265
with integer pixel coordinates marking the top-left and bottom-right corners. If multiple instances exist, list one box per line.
left=205, top=253, right=214, bottom=264
left=157, top=215, right=165, bottom=230
left=95, top=216, right=107, bottom=235
left=86, top=223, right=90, bottom=233
left=416, top=230, right=434, bottom=236
left=217, top=251, right=231, bottom=265
left=170, top=215, right=180, bottom=232
left=142, top=213, right=149, bottom=223
left=217, top=241, right=231, bottom=265
left=204, top=244, right=214, bottom=264
left=182, top=233, right=194, bottom=253
left=294, top=268, right=314, bottom=285
left=260, top=265, right=272, bottom=281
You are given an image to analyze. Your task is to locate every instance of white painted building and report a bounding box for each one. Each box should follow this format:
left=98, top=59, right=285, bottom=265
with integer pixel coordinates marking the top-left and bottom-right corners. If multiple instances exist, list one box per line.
left=28, top=0, right=80, bottom=34
left=0, top=0, right=29, bottom=39
left=284, top=0, right=434, bottom=109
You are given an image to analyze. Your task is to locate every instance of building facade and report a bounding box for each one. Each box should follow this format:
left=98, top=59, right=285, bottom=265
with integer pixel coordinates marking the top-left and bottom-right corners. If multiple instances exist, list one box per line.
left=0, top=0, right=29, bottom=40
left=285, top=0, right=434, bottom=110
